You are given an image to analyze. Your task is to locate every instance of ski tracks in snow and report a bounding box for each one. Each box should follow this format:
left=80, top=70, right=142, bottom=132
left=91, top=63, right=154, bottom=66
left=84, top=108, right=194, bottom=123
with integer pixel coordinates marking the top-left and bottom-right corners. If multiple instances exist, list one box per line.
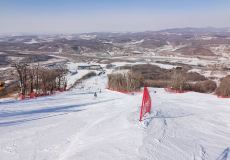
left=58, top=90, right=142, bottom=160
left=139, top=108, right=211, bottom=160
left=58, top=116, right=108, bottom=160
left=139, top=89, right=230, bottom=160
left=192, top=144, right=208, bottom=160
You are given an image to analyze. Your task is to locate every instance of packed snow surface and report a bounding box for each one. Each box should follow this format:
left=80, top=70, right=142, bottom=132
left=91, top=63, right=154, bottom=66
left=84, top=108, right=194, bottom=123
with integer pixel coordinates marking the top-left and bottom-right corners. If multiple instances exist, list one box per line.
left=0, top=72, right=230, bottom=160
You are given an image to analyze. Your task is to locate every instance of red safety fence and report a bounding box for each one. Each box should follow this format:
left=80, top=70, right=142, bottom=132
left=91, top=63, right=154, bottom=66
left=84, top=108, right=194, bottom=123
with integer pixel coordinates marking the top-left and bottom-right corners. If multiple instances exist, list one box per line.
left=139, top=87, right=152, bottom=121
left=18, top=87, right=67, bottom=100
left=18, top=93, right=25, bottom=100
left=107, top=88, right=142, bottom=94
left=217, top=95, right=230, bottom=98
left=164, top=87, right=189, bottom=94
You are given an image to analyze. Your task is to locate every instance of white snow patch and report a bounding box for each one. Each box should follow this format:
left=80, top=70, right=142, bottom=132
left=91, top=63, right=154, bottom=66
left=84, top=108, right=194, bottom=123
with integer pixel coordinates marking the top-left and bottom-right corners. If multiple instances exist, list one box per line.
left=201, top=36, right=214, bottom=40
left=79, top=34, right=96, bottom=40
left=150, top=62, right=176, bottom=69
left=65, top=62, right=91, bottom=89
left=129, top=39, right=144, bottom=45
left=24, top=39, right=39, bottom=44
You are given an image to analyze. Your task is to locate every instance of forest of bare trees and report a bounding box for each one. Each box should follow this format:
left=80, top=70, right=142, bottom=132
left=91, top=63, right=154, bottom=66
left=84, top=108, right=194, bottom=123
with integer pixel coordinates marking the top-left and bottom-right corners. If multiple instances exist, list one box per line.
left=12, top=60, right=67, bottom=99
left=108, top=71, right=142, bottom=92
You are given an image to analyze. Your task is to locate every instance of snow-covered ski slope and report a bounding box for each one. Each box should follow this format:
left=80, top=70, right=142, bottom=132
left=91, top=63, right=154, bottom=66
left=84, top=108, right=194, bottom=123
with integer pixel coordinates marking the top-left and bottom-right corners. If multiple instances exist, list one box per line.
left=0, top=74, right=230, bottom=160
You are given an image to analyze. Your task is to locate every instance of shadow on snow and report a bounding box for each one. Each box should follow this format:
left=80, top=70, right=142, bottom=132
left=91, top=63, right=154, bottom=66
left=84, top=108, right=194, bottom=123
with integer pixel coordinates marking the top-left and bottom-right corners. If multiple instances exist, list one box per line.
left=216, top=147, right=229, bottom=160
left=0, top=98, right=118, bottom=127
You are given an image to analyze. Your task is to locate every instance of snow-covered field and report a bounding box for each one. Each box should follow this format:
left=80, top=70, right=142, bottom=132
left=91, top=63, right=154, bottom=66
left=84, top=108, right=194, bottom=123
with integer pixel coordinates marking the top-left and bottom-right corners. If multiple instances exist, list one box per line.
left=0, top=66, right=230, bottom=160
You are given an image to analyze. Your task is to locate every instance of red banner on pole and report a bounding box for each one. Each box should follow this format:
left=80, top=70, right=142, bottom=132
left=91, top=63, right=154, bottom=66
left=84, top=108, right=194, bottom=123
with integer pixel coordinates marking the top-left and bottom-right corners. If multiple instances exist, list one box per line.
left=139, top=87, right=152, bottom=121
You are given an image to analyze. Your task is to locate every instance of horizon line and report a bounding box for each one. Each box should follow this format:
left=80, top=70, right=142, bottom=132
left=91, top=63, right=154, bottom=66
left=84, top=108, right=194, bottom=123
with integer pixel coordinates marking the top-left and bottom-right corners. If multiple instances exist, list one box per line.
left=1, top=26, right=230, bottom=36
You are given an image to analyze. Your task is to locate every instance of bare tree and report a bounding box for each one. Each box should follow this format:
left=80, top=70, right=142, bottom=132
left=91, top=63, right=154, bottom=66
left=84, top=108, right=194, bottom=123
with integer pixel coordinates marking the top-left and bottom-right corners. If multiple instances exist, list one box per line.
left=35, top=63, right=40, bottom=94
left=108, top=71, right=142, bottom=92
left=170, top=70, right=187, bottom=91
left=55, top=65, right=68, bottom=90
left=12, top=59, right=68, bottom=98
left=12, top=61, right=29, bottom=96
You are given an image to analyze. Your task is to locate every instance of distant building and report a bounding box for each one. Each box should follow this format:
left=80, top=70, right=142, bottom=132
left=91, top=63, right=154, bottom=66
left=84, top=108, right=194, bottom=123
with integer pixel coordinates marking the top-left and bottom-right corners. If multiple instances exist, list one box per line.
left=78, top=65, right=103, bottom=71
left=106, top=64, right=116, bottom=69
left=89, top=65, right=103, bottom=70
left=175, top=66, right=183, bottom=70
left=78, top=65, right=91, bottom=70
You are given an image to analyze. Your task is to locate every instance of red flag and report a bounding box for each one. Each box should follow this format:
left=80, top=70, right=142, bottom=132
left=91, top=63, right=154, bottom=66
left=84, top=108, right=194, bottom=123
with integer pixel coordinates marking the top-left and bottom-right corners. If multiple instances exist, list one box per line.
left=139, top=87, right=152, bottom=121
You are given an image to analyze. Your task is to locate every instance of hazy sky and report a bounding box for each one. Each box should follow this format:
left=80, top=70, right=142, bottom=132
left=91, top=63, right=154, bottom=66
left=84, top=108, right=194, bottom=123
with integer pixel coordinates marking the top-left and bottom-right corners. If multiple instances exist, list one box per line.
left=1, top=0, right=230, bottom=34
